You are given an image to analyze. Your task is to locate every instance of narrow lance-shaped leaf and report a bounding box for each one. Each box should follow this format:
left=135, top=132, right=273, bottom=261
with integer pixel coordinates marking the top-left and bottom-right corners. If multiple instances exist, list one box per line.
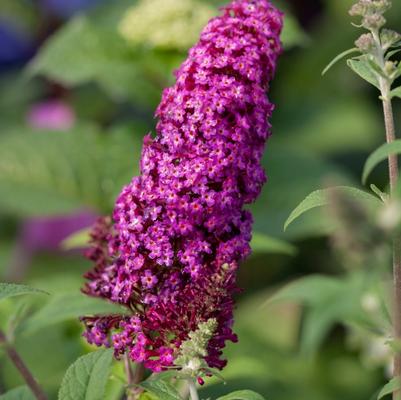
left=362, top=140, right=401, bottom=184
left=0, top=283, right=48, bottom=302
left=58, top=349, right=113, bottom=400
left=377, top=377, right=400, bottom=399
left=217, top=390, right=266, bottom=400
left=284, top=186, right=381, bottom=231
left=322, top=48, right=360, bottom=76
left=265, top=275, right=344, bottom=307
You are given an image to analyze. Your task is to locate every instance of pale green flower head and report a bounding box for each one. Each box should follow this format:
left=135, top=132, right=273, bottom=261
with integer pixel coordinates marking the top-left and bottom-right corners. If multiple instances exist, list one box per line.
left=175, top=318, right=218, bottom=377
left=119, top=0, right=216, bottom=51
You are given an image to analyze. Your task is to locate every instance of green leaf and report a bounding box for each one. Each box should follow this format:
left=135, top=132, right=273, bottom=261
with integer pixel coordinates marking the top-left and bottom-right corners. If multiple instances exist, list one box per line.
left=0, top=283, right=47, bottom=302
left=0, top=386, right=35, bottom=400
left=284, top=186, right=380, bottom=231
left=0, top=127, right=140, bottom=216
left=250, top=232, right=296, bottom=255
left=266, top=275, right=343, bottom=307
left=139, top=379, right=182, bottom=400
left=390, top=87, right=401, bottom=100
left=322, top=48, right=359, bottom=75
left=21, top=293, right=127, bottom=335
left=378, top=377, right=400, bottom=399
left=347, top=57, right=381, bottom=89
left=281, top=14, right=309, bottom=49
left=58, top=349, right=113, bottom=400
left=27, top=16, right=161, bottom=105
left=252, top=143, right=354, bottom=240
left=217, top=390, right=266, bottom=400
left=61, top=228, right=91, bottom=250
left=363, top=140, right=401, bottom=184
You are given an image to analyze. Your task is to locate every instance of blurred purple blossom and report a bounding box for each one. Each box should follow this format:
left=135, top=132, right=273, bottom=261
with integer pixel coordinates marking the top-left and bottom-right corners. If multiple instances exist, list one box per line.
left=27, top=100, right=76, bottom=131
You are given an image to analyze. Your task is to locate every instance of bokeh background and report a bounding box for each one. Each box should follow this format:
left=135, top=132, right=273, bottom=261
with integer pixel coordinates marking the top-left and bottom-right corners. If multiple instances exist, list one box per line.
left=1, top=0, right=401, bottom=399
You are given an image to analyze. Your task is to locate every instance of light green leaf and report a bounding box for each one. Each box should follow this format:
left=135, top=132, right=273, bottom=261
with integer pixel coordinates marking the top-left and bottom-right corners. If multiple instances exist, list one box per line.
left=217, top=390, right=266, bottom=400
left=61, top=228, right=91, bottom=250
left=58, top=349, right=113, bottom=400
left=378, top=377, right=400, bottom=399
left=0, top=283, right=47, bottom=302
left=21, top=293, right=126, bottom=335
left=322, top=48, right=359, bottom=75
left=0, top=386, right=35, bottom=400
left=347, top=57, right=380, bottom=89
left=265, top=275, right=343, bottom=307
left=284, top=186, right=380, bottom=231
left=390, top=87, right=401, bottom=100
left=139, top=379, right=182, bottom=400
left=250, top=233, right=296, bottom=255
left=363, top=140, right=401, bottom=184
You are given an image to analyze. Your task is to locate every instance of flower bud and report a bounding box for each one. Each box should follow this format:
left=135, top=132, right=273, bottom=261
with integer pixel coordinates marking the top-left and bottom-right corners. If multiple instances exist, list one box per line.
left=355, top=33, right=375, bottom=52
left=362, top=13, right=386, bottom=30
left=381, top=29, right=401, bottom=50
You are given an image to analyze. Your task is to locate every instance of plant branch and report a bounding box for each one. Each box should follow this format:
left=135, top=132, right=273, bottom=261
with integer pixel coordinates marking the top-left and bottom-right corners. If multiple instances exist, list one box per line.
left=125, top=355, right=145, bottom=400
left=0, top=330, right=48, bottom=400
left=379, top=78, right=401, bottom=400
left=188, top=379, right=199, bottom=400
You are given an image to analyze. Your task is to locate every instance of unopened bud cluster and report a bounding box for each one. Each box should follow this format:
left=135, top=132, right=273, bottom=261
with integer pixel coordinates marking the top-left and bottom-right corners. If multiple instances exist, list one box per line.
left=349, top=0, right=401, bottom=86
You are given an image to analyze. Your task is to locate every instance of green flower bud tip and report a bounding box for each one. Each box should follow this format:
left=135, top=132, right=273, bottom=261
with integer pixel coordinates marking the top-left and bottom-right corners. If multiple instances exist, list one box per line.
left=384, top=60, right=397, bottom=75
left=381, top=29, right=401, bottom=49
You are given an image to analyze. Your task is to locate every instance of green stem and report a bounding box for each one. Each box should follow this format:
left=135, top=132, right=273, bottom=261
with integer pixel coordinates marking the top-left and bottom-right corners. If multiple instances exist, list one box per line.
left=188, top=379, right=199, bottom=400
left=379, top=78, right=401, bottom=400
left=0, top=330, right=48, bottom=400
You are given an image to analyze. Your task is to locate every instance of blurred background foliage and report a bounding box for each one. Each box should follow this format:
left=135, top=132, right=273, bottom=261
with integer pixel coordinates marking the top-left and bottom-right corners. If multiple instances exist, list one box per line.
left=1, top=0, right=401, bottom=399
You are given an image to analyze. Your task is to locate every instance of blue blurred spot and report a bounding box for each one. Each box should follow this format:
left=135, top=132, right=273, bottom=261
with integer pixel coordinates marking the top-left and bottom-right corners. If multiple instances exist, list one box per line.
left=42, top=0, right=106, bottom=18
left=0, top=20, right=34, bottom=69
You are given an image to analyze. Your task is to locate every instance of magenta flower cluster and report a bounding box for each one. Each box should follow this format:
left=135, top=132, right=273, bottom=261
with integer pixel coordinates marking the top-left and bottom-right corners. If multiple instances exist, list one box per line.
left=82, top=0, right=282, bottom=373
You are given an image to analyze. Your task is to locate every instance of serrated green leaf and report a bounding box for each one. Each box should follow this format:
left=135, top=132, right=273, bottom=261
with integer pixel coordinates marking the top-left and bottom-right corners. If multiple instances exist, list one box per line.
left=58, top=349, right=113, bottom=400
left=0, top=386, right=35, bottom=400
left=390, top=87, right=401, bottom=100
left=217, top=390, right=266, bottom=400
left=0, top=283, right=47, bottom=302
left=378, top=377, right=400, bottom=399
left=61, top=228, right=91, bottom=250
left=139, top=379, right=182, bottom=400
left=322, top=47, right=359, bottom=75
left=21, top=293, right=127, bottom=335
left=250, top=232, right=296, bottom=256
left=347, top=57, right=381, bottom=89
left=284, top=186, right=380, bottom=231
left=363, top=140, right=401, bottom=184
